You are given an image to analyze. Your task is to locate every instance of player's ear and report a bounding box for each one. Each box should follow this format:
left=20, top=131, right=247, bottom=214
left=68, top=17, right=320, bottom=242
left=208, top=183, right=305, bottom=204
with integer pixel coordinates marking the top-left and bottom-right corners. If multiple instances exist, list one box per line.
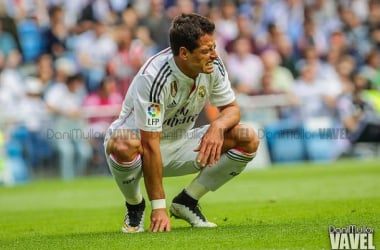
left=179, top=47, right=189, bottom=60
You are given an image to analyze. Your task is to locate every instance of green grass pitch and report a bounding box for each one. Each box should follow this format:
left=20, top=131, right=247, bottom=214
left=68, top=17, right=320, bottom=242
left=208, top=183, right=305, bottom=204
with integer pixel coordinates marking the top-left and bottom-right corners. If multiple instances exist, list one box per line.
left=0, top=159, right=379, bottom=250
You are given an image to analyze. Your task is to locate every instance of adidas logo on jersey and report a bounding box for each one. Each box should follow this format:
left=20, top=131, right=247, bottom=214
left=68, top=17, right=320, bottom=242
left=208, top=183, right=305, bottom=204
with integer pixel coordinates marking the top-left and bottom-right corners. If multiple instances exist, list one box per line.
left=168, top=99, right=177, bottom=108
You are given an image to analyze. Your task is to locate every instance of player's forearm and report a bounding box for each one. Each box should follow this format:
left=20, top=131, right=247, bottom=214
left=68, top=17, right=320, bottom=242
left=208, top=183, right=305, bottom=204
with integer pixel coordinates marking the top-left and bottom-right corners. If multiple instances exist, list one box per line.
left=212, top=101, right=241, bottom=132
left=141, top=140, right=165, bottom=201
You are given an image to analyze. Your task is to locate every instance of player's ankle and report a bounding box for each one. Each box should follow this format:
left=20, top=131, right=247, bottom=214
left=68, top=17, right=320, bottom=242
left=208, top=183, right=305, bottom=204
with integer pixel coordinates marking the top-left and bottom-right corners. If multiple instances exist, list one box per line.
left=126, top=198, right=145, bottom=210
left=173, top=190, right=198, bottom=207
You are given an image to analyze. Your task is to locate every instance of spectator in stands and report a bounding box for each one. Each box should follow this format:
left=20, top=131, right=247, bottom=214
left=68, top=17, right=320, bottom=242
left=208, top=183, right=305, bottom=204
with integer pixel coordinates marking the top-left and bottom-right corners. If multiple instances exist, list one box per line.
left=17, top=77, right=53, bottom=169
left=299, top=53, right=356, bottom=121
left=253, top=71, right=292, bottom=97
left=171, top=0, right=195, bottom=15
left=0, top=51, right=24, bottom=116
left=0, top=19, right=19, bottom=60
left=74, top=20, right=117, bottom=92
left=258, top=71, right=277, bottom=95
left=226, top=36, right=263, bottom=94
left=133, top=25, right=159, bottom=61
left=238, top=0, right=271, bottom=39
left=304, top=0, right=340, bottom=37
left=250, top=70, right=299, bottom=121
left=340, top=7, right=371, bottom=64
left=107, top=25, right=147, bottom=95
left=34, top=53, right=55, bottom=96
left=296, top=46, right=333, bottom=84
left=43, top=5, right=68, bottom=60
left=277, top=34, right=298, bottom=78
left=121, top=7, right=139, bottom=34
left=17, top=14, right=43, bottom=62
left=0, top=2, right=21, bottom=53
left=296, top=17, right=329, bottom=58
left=225, top=14, right=256, bottom=54
left=83, top=76, right=123, bottom=174
left=140, top=0, right=171, bottom=51
left=367, top=0, right=380, bottom=30
left=359, top=48, right=380, bottom=88
left=255, top=22, right=283, bottom=53
left=79, top=0, right=120, bottom=25
left=51, top=56, right=77, bottom=88
left=53, top=1, right=89, bottom=29
left=112, top=25, right=159, bottom=93
left=45, top=74, right=92, bottom=180
left=320, top=46, right=346, bottom=95
left=327, top=54, right=357, bottom=104
left=329, top=30, right=347, bottom=53
left=214, top=0, right=238, bottom=48
left=292, top=63, right=333, bottom=120
left=83, top=76, right=123, bottom=131
left=260, top=48, right=295, bottom=93
left=370, top=24, right=380, bottom=53
left=336, top=72, right=380, bottom=146
left=267, top=0, right=304, bottom=44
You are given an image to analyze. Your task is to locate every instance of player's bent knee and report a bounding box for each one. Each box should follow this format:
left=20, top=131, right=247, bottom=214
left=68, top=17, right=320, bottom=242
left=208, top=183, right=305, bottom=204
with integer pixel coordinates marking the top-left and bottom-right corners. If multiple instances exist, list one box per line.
left=247, top=129, right=260, bottom=153
left=107, top=137, right=142, bottom=162
left=234, top=125, right=260, bottom=153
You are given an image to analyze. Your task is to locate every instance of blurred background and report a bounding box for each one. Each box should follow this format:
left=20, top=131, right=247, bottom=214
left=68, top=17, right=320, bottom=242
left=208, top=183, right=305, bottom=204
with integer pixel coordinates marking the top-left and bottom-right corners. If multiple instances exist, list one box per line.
left=0, top=0, right=379, bottom=185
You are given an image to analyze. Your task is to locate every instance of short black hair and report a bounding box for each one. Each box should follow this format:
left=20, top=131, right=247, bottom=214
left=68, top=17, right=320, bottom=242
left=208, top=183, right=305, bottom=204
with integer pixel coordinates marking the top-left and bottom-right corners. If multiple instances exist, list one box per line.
left=169, top=13, right=215, bottom=56
left=66, top=73, right=83, bottom=85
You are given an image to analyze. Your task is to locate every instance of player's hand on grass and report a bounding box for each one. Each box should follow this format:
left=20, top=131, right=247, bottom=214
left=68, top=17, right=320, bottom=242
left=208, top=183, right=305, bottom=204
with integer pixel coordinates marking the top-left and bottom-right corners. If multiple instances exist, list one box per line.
left=149, top=208, right=171, bottom=232
left=195, top=125, right=224, bottom=167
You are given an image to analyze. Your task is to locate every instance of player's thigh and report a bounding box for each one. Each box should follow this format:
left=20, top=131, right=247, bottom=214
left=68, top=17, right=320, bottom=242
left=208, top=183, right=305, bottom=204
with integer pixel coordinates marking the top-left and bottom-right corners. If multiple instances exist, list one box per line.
left=162, top=126, right=209, bottom=177
left=161, top=142, right=199, bottom=177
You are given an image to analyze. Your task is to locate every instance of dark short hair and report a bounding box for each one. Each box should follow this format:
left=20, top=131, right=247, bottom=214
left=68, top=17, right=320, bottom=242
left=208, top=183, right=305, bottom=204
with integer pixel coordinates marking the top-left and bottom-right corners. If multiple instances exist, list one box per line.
left=169, top=13, right=215, bottom=56
left=66, top=74, right=84, bottom=85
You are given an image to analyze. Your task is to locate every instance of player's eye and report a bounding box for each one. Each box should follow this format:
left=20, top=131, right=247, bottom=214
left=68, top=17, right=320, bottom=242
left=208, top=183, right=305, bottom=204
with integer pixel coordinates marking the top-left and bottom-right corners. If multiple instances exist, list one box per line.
left=200, top=46, right=216, bottom=54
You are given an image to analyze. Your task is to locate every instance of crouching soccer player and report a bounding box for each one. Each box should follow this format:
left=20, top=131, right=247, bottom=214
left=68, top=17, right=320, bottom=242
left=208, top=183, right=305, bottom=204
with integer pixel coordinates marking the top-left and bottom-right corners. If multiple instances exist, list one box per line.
left=104, top=13, right=259, bottom=233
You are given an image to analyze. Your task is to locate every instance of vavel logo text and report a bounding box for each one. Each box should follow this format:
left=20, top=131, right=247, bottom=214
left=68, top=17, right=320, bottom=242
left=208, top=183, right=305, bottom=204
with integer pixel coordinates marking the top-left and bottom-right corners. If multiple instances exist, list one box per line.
left=329, top=225, right=375, bottom=250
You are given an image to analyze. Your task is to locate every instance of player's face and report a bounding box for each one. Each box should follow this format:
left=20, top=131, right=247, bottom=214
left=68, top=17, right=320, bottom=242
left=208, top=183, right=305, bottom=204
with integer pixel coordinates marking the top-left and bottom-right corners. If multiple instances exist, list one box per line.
left=187, top=34, right=218, bottom=74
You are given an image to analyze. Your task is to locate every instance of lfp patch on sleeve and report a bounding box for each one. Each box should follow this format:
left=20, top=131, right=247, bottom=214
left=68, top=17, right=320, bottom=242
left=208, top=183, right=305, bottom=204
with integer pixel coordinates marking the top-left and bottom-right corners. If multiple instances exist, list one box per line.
left=146, top=103, right=162, bottom=128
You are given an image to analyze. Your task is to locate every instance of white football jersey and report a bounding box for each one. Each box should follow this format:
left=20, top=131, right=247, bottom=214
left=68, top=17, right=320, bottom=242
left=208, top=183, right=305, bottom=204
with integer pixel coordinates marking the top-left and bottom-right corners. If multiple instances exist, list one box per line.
left=108, top=48, right=235, bottom=141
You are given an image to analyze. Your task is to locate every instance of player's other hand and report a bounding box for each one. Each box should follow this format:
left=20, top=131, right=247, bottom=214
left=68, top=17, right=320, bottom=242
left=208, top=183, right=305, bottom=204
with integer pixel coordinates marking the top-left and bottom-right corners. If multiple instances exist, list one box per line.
left=194, top=126, right=223, bottom=167
left=149, top=208, right=171, bottom=232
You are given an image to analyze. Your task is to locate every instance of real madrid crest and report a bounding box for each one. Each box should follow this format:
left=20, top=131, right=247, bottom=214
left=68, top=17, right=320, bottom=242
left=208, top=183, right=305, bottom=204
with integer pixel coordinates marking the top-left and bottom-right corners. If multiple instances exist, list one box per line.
left=197, top=85, right=206, bottom=99
left=170, top=81, right=178, bottom=97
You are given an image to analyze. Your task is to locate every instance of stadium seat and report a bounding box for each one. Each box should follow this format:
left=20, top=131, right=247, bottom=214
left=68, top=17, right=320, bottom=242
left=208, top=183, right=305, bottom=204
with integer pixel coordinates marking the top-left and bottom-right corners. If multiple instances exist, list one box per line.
left=4, top=141, right=29, bottom=184
left=265, top=120, right=306, bottom=164
left=17, top=19, right=42, bottom=62
left=302, top=117, right=336, bottom=162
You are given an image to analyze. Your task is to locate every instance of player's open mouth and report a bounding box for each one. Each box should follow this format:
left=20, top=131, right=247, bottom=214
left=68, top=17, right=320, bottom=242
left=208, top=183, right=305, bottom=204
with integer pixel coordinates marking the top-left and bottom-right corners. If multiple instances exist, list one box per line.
left=206, top=62, right=213, bottom=67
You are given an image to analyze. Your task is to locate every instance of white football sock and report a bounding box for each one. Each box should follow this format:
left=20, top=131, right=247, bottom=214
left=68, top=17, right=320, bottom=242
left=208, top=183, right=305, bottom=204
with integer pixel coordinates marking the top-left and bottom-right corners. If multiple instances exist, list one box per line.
left=108, top=153, right=143, bottom=205
left=185, top=179, right=209, bottom=200
left=196, top=148, right=256, bottom=191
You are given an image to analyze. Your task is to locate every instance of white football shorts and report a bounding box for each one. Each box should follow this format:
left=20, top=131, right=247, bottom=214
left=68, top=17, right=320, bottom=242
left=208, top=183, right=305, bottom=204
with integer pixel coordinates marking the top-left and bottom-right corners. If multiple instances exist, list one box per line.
left=104, top=125, right=209, bottom=177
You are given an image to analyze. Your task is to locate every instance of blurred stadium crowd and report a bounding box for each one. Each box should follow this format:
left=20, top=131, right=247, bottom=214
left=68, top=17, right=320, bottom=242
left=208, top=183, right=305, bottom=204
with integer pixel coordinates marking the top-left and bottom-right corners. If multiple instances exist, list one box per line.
left=0, top=0, right=380, bottom=182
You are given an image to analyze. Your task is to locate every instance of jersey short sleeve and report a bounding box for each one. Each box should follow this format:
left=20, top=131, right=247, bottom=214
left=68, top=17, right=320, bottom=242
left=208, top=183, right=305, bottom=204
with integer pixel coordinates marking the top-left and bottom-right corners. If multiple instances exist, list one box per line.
left=133, top=75, right=165, bottom=132
left=210, top=57, right=235, bottom=107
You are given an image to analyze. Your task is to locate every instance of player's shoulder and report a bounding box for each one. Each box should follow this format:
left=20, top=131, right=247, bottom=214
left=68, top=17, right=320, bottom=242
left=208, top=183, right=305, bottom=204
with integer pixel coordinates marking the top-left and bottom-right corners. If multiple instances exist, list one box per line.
left=130, top=48, right=172, bottom=96
left=212, top=56, right=227, bottom=79
left=139, top=48, right=172, bottom=77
